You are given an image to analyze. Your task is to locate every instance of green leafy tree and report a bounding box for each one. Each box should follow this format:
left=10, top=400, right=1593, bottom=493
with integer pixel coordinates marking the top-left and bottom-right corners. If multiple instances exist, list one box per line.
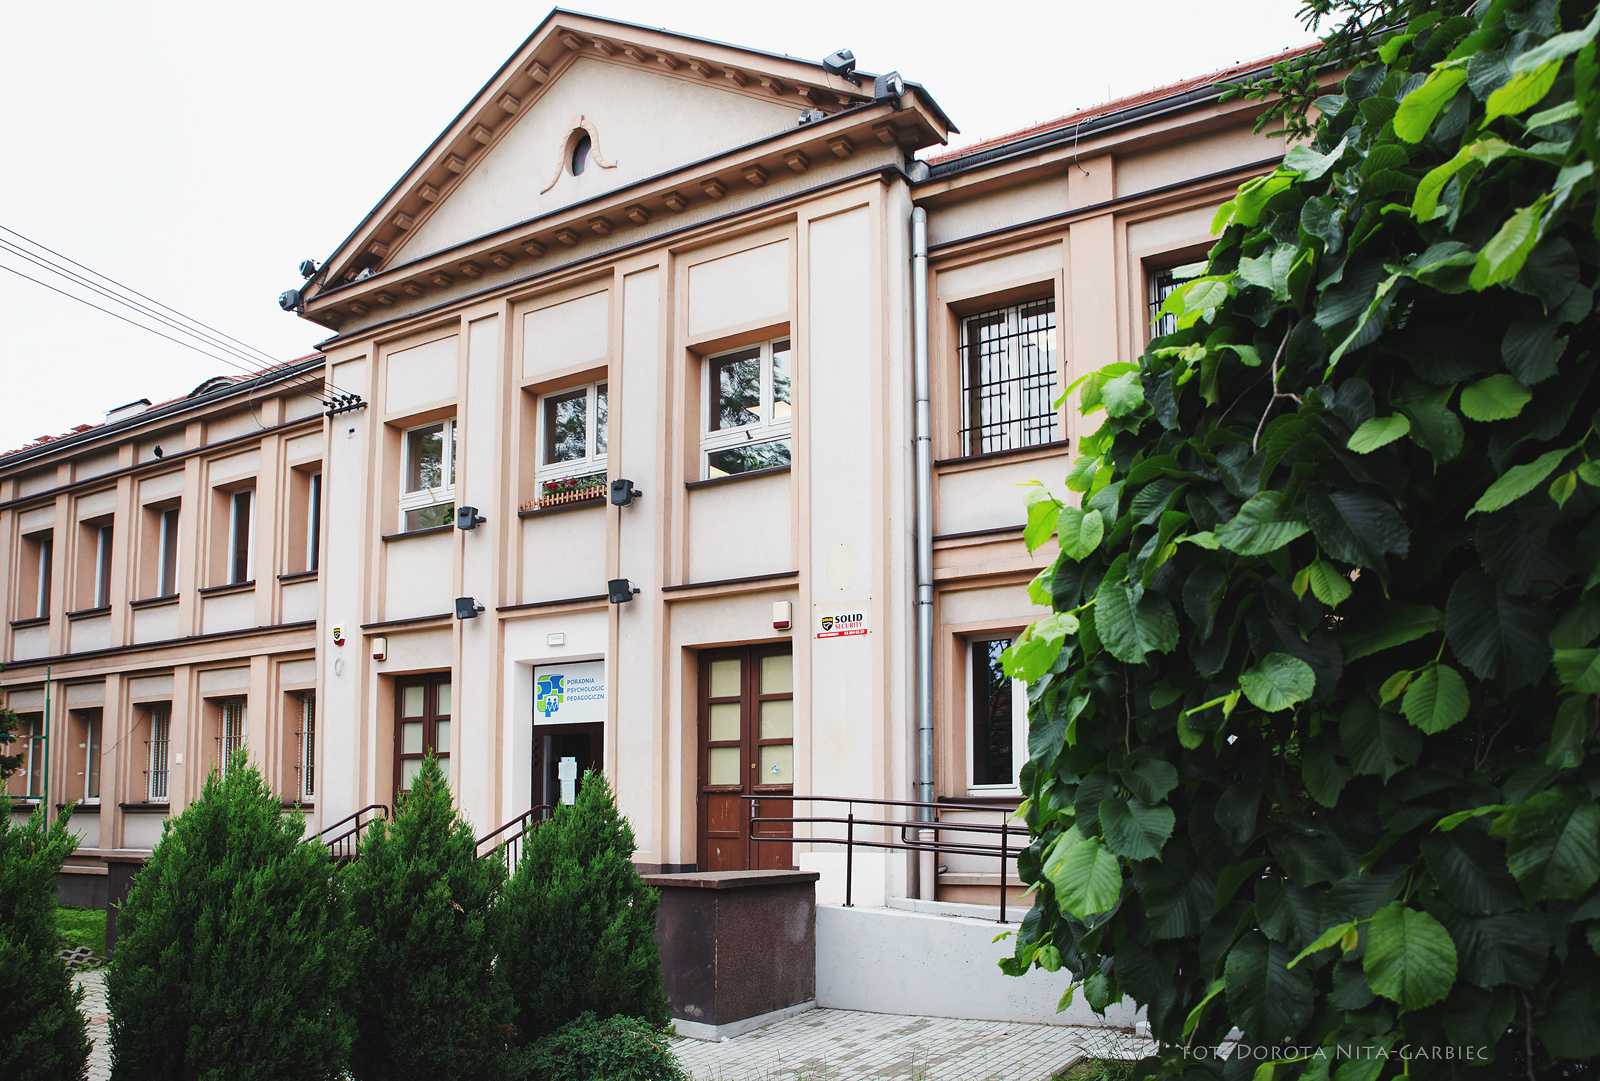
left=0, top=664, right=29, bottom=782
left=344, top=754, right=511, bottom=1081
left=499, top=771, right=668, bottom=1043
left=107, top=751, right=354, bottom=1081
left=0, top=805, right=91, bottom=1081
left=1004, top=0, right=1600, bottom=1074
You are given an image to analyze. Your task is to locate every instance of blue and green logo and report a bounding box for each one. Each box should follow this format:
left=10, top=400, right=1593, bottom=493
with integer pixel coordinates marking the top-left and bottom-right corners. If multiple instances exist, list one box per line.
left=535, top=673, right=565, bottom=718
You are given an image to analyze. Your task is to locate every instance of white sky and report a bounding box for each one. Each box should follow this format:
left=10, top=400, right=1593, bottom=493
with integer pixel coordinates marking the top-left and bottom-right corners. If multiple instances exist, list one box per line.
left=0, top=0, right=1315, bottom=446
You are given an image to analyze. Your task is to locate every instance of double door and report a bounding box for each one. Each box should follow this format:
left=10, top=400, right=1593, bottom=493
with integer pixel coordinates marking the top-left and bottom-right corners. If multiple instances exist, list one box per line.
left=698, top=644, right=794, bottom=871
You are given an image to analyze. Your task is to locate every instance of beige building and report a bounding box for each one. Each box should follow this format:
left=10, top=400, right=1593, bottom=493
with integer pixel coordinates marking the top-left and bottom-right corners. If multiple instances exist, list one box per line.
left=4, top=9, right=1297, bottom=1023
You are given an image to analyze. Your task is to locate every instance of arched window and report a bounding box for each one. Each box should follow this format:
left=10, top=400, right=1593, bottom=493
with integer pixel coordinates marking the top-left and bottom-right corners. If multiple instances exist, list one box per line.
left=569, top=132, right=592, bottom=176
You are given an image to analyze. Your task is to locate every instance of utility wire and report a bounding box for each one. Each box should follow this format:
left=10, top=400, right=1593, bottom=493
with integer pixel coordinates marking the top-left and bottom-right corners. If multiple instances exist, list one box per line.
left=0, top=225, right=359, bottom=402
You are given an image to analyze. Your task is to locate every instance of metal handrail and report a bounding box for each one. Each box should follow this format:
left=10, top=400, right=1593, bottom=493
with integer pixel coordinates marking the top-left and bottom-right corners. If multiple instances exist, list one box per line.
left=743, top=794, right=1022, bottom=923
left=316, top=803, right=388, bottom=861
left=476, top=805, right=553, bottom=868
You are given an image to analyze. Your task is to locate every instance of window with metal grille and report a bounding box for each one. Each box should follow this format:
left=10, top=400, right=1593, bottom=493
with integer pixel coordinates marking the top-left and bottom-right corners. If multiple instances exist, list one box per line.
left=297, top=693, right=316, bottom=801
left=147, top=705, right=170, bottom=802
left=217, top=697, right=245, bottom=769
left=960, top=298, right=1057, bottom=456
left=1148, top=267, right=1180, bottom=341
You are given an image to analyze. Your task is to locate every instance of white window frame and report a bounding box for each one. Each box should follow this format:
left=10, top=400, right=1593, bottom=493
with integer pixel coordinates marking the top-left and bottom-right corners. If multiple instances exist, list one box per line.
left=21, top=713, right=43, bottom=799
left=398, top=418, right=457, bottom=531
left=147, top=705, right=171, bottom=803
left=701, top=337, right=792, bottom=478
left=93, top=523, right=114, bottom=608
left=227, top=489, right=254, bottom=585
left=32, top=534, right=52, bottom=618
left=297, top=693, right=316, bottom=801
left=966, top=636, right=1029, bottom=794
left=307, top=472, right=322, bottom=573
left=218, top=697, right=246, bottom=769
left=80, top=710, right=101, bottom=803
left=157, top=507, right=180, bottom=597
left=959, top=298, right=1058, bottom=457
left=533, top=382, right=608, bottom=487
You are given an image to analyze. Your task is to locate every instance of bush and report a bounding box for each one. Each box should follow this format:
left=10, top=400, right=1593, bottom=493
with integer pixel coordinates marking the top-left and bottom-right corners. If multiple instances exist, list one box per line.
left=344, top=754, right=510, bottom=1081
left=0, top=805, right=91, bottom=1081
left=1004, top=0, right=1600, bottom=1073
left=107, top=752, right=354, bottom=1081
left=506, top=1012, right=687, bottom=1081
left=499, top=771, right=668, bottom=1043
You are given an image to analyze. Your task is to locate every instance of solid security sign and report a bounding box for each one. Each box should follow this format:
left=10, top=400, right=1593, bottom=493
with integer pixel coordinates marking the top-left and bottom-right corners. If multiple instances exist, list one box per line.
left=532, top=660, right=606, bottom=724
left=815, top=608, right=868, bottom=639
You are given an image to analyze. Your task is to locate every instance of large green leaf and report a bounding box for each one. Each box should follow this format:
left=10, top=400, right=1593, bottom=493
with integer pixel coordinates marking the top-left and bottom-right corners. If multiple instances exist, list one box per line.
left=1470, top=199, right=1551, bottom=291
left=1023, top=493, right=1060, bottom=553
left=1335, top=605, right=1443, bottom=662
left=1094, top=578, right=1178, bottom=664
left=1056, top=507, right=1105, bottom=562
left=1552, top=648, right=1600, bottom=693
left=1364, top=902, right=1458, bottom=1012
left=1304, top=561, right=1353, bottom=608
left=1428, top=902, right=1550, bottom=990
left=1224, top=931, right=1314, bottom=1042
left=1458, top=374, right=1532, bottom=421
left=1305, top=489, right=1410, bottom=569
left=1044, top=826, right=1123, bottom=918
left=1122, top=759, right=1179, bottom=805
left=1348, top=414, right=1411, bottom=453
left=1215, top=491, right=1310, bottom=556
left=1484, top=59, right=1560, bottom=122
left=1240, top=653, right=1316, bottom=712
left=1102, top=372, right=1146, bottom=418
left=1470, top=446, right=1573, bottom=515
left=1098, top=797, right=1175, bottom=861
left=1394, top=66, right=1468, bottom=142
left=1445, top=567, right=1553, bottom=688
left=1420, top=830, right=1522, bottom=916
left=1401, top=664, right=1469, bottom=733
left=1498, top=788, right=1600, bottom=902
left=1001, top=611, right=1079, bottom=682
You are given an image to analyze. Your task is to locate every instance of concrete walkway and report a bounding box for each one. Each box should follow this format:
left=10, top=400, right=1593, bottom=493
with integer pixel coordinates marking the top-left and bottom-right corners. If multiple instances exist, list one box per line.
left=75, top=970, right=111, bottom=1081
left=674, top=1008, right=1147, bottom=1081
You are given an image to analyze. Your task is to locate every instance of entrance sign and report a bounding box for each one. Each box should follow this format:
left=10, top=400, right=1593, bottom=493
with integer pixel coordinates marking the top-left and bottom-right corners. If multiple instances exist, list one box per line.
left=532, top=660, right=606, bottom=724
left=815, top=607, right=868, bottom=639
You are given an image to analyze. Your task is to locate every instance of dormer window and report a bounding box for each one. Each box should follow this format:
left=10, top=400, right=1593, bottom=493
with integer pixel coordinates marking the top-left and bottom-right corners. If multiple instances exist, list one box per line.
left=569, top=132, right=592, bottom=176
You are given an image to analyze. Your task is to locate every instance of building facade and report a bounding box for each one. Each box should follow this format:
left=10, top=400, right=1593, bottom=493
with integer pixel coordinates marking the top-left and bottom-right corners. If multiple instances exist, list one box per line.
left=4, top=9, right=1298, bottom=1005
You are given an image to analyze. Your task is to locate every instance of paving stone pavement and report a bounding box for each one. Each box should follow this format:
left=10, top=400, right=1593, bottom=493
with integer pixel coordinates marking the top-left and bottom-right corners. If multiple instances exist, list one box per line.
left=74, top=969, right=111, bottom=1081
left=673, top=1008, right=1145, bottom=1081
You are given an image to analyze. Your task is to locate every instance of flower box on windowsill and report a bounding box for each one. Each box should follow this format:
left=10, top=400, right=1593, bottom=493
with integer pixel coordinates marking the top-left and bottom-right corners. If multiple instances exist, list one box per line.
left=528, top=474, right=606, bottom=511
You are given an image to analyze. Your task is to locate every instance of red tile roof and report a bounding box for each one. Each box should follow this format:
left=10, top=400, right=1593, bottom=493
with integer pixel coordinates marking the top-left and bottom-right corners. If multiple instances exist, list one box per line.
left=927, top=42, right=1320, bottom=166
left=2, top=353, right=325, bottom=462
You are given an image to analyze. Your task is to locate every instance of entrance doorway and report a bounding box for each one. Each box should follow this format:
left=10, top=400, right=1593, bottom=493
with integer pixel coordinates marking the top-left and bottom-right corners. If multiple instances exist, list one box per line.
left=395, top=673, right=450, bottom=799
left=532, top=722, right=603, bottom=809
left=697, top=644, right=794, bottom=871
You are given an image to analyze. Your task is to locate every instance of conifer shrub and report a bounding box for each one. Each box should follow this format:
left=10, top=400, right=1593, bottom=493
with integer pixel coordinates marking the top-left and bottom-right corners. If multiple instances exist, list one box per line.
left=106, top=752, right=354, bottom=1081
left=0, top=805, right=91, bottom=1081
left=344, top=753, right=511, bottom=1081
left=499, top=771, right=668, bottom=1043
left=506, top=1012, right=688, bottom=1081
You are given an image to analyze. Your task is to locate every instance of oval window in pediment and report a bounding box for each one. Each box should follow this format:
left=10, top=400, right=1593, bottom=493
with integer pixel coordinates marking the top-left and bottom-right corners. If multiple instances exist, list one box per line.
left=569, top=131, right=592, bottom=176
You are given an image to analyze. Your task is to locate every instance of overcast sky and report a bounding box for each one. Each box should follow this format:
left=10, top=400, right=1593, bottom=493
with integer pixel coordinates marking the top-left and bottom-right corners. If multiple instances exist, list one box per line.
left=0, top=0, right=1316, bottom=446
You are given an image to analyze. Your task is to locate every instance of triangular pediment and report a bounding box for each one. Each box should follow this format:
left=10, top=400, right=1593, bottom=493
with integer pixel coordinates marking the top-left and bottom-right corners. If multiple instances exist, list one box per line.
left=312, top=12, right=888, bottom=291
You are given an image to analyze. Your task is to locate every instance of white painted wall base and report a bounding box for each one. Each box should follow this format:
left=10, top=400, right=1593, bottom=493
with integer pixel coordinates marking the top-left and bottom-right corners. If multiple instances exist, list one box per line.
left=671, top=1000, right=817, bottom=1041
left=816, top=904, right=1142, bottom=1029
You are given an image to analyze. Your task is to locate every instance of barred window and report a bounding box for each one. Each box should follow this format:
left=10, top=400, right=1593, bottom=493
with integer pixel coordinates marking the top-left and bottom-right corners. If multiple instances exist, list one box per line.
left=960, top=298, right=1057, bottom=456
left=1148, top=267, right=1181, bottom=341
left=147, top=705, right=171, bottom=802
left=297, top=693, right=316, bottom=801
left=218, top=697, right=246, bottom=769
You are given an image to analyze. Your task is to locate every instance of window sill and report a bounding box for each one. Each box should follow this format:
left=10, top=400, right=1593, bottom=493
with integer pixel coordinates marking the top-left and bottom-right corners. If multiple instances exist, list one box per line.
left=277, top=570, right=319, bottom=584
left=119, top=802, right=170, bottom=813
left=56, top=800, right=100, bottom=811
left=9, top=615, right=49, bottom=629
left=198, top=580, right=254, bottom=598
left=934, top=439, right=1071, bottom=473
left=10, top=797, right=43, bottom=807
left=280, top=800, right=314, bottom=810
left=130, top=594, right=179, bottom=610
left=941, top=793, right=1022, bottom=807
left=685, top=464, right=791, bottom=491
left=518, top=497, right=605, bottom=518
left=66, top=605, right=112, bottom=621
left=381, top=524, right=453, bottom=542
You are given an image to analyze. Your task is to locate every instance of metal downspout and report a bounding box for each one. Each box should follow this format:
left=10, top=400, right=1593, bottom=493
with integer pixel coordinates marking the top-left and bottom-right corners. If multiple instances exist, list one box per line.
left=912, top=209, right=935, bottom=838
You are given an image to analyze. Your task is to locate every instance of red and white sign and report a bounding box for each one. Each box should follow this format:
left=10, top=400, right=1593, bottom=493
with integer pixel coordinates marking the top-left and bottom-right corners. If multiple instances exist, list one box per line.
left=815, top=609, right=868, bottom=639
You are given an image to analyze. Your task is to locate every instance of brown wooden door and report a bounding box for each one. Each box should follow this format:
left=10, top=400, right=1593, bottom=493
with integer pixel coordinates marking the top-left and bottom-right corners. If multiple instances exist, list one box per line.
left=698, top=644, right=794, bottom=871
left=395, top=673, right=451, bottom=799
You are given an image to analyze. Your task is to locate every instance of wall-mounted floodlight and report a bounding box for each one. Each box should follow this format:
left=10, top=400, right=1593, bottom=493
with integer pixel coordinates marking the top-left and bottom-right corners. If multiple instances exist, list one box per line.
left=798, top=108, right=827, bottom=126
left=822, top=48, right=859, bottom=85
left=456, top=505, right=487, bottom=530
left=608, top=578, right=640, bottom=604
left=873, top=71, right=904, bottom=108
left=455, top=596, right=486, bottom=619
left=299, top=259, right=319, bottom=279
left=610, top=479, right=642, bottom=507
left=278, top=288, right=301, bottom=311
